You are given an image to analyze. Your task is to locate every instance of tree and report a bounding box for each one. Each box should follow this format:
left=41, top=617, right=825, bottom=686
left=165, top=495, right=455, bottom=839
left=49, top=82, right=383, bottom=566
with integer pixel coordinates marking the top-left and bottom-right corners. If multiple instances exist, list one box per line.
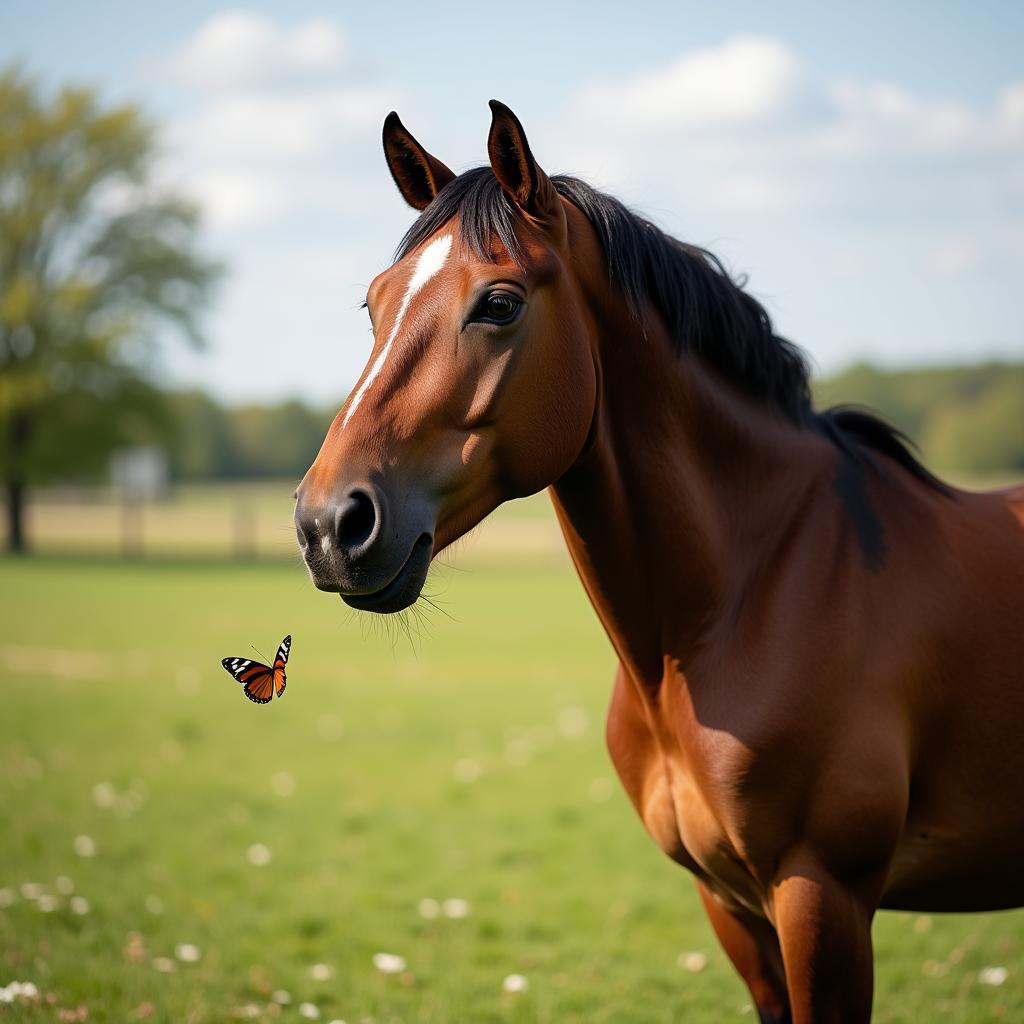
left=227, top=400, right=335, bottom=479
left=0, top=66, right=220, bottom=552
left=164, top=389, right=235, bottom=480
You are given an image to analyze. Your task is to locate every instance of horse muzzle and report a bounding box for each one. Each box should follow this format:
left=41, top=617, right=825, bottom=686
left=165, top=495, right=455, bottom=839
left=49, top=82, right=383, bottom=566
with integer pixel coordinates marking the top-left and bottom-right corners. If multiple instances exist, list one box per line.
left=294, top=479, right=435, bottom=614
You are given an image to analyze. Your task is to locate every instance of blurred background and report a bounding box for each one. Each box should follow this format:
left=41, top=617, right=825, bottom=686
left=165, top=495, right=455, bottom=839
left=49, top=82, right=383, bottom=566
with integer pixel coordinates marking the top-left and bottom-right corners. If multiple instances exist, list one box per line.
left=1, top=3, right=1022, bottom=1022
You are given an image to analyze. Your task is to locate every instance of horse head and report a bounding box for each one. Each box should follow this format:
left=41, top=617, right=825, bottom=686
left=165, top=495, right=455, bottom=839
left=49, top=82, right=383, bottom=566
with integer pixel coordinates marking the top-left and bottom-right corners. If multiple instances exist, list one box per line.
left=295, top=102, right=598, bottom=612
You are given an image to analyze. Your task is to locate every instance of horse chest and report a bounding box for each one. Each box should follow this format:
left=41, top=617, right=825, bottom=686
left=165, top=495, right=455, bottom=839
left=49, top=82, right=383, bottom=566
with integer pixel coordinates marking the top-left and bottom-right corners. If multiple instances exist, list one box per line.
left=659, top=756, right=766, bottom=909
left=607, top=682, right=767, bottom=911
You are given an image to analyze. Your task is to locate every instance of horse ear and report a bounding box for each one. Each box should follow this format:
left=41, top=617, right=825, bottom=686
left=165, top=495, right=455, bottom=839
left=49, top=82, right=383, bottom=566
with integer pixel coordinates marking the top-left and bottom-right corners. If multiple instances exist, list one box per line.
left=487, top=100, right=563, bottom=231
left=382, top=112, right=456, bottom=211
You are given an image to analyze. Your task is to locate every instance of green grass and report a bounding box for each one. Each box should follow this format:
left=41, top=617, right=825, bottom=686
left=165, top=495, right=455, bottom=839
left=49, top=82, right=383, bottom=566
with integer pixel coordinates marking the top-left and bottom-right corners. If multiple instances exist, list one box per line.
left=1, top=555, right=1022, bottom=1022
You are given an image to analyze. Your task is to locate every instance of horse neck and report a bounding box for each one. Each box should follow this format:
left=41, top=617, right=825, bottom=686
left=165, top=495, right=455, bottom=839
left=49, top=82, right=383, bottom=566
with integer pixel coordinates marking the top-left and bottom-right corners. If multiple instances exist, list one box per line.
left=549, top=310, right=833, bottom=690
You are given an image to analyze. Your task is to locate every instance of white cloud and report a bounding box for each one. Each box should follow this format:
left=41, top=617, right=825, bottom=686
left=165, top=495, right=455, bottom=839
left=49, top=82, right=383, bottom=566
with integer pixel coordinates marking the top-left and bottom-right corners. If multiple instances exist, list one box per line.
left=538, top=39, right=1024, bottom=376
left=817, top=80, right=980, bottom=157
left=705, top=175, right=803, bottom=214
left=165, top=10, right=347, bottom=91
left=187, top=170, right=289, bottom=229
left=181, top=88, right=392, bottom=164
left=556, top=38, right=1024, bottom=222
left=156, top=12, right=402, bottom=230
left=926, top=241, right=982, bottom=276
left=575, top=35, right=800, bottom=130
left=180, top=165, right=389, bottom=231
left=996, top=83, right=1024, bottom=139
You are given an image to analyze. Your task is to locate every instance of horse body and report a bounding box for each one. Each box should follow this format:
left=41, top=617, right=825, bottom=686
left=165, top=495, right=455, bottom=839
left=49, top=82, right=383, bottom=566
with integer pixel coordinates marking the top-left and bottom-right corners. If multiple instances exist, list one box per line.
left=560, top=406, right=1024, bottom=912
left=296, top=102, right=1024, bottom=1021
left=550, top=194, right=1024, bottom=919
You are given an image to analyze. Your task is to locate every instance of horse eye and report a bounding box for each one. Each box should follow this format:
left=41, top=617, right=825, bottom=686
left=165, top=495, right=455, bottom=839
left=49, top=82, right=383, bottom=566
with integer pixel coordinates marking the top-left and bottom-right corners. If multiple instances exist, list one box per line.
left=476, top=292, right=522, bottom=324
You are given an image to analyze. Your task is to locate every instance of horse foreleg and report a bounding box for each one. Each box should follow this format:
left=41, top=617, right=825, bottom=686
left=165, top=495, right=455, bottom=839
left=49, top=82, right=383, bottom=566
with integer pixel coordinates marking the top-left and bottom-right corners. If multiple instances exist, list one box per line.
left=771, top=852, right=878, bottom=1024
left=697, top=880, right=791, bottom=1024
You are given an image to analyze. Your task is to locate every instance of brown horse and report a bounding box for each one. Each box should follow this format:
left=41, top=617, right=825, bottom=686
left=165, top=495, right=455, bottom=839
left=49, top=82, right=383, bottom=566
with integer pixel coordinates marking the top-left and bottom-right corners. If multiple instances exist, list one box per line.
left=296, top=101, right=1024, bottom=1022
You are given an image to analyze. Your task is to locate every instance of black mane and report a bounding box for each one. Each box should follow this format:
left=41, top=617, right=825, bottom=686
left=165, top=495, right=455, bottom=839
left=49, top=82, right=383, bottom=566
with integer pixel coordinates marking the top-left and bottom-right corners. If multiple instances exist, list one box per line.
left=397, top=167, right=947, bottom=495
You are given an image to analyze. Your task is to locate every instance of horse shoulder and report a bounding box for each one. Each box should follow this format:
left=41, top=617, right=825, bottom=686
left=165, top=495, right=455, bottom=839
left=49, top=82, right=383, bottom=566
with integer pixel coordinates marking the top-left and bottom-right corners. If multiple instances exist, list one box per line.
left=605, top=664, right=699, bottom=868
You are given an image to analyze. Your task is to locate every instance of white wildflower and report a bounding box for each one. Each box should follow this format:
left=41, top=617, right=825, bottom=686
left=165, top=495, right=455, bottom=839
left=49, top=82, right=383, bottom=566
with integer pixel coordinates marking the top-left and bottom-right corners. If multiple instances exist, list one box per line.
left=299, top=1002, right=321, bottom=1019
left=247, top=843, right=272, bottom=866
left=70, top=896, right=91, bottom=915
left=372, top=952, right=406, bottom=974
left=272, top=989, right=292, bottom=1004
left=979, top=966, right=1008, bottom=986
left=503, top=974, right=529, bottom=993
left=92, top=782, right=117, bottom=808
left=36, top=894, right=59, bottom=912
left=2, top=980, right=39, bottom=1001
left=152, top=957, right=176, bottom=973
left=175, top=943, right=202, bottom=963
left=74, top=835, right=96, bottom=858
left=309, top=963, right=333, bottom=981
left=442, top=898, right=470, bottom=919
left=20, top=883, right=43, bottom=900
left=557, top=707, right=588, bottom=738
left=678, top=951, right=708, bottom=972
left=417, top=898, right=440, bottom=919
left=55, top=876, right=75, bottom=895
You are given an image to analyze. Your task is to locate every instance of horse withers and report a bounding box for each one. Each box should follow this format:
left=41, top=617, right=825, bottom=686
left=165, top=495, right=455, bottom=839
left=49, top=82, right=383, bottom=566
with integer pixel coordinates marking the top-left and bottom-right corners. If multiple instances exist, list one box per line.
left=295, top=101, right=1024, bottom=1022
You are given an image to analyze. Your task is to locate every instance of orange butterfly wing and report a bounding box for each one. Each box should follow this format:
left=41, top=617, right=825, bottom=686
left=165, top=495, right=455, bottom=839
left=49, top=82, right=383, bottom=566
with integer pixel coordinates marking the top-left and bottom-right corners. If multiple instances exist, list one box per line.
left=243, top=667, right=275, bottom=704
left=220, top=635, right=291, bottom=705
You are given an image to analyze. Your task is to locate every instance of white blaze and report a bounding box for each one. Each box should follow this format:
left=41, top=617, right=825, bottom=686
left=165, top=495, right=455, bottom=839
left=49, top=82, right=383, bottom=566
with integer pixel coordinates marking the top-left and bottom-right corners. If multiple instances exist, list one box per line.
left=341, top=233, right=453, bottom=429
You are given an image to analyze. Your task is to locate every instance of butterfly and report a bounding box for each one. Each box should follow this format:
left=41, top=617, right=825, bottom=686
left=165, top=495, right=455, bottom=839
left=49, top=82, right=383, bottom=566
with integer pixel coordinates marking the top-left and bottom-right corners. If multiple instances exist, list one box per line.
left=221, top=635, right=291, bottom=704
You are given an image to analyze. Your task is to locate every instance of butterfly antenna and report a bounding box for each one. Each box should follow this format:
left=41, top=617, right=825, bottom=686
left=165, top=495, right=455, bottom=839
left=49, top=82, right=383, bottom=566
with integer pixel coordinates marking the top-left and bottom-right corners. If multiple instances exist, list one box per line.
left=251, top=644, right=270, bottom=663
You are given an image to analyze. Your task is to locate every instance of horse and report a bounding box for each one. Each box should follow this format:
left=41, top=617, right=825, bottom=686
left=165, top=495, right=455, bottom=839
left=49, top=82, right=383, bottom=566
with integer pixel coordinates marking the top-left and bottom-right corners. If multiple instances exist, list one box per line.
left=295, top=101, right=1024, bottom=1022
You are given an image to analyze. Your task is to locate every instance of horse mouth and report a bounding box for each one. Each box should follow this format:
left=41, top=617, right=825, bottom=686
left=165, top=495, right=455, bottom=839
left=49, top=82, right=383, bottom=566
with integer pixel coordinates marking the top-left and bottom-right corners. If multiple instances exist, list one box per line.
left=340, top=533, right=433, bottom=614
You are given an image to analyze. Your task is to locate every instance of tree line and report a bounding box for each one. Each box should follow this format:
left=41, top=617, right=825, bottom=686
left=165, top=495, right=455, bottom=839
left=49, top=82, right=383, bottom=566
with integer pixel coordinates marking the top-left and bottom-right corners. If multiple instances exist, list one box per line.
left=158, top=361, right=1024, bottom=484
left=165, top=390, right=335, bottom=481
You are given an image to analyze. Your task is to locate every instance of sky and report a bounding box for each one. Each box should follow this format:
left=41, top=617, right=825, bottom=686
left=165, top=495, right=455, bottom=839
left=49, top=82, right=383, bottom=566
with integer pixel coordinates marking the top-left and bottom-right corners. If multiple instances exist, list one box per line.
left=2, top=1, right=1023, bottom=404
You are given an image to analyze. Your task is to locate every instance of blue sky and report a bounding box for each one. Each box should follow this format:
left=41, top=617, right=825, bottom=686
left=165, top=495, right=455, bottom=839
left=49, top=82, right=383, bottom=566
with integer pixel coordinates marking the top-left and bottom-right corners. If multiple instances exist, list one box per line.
left=3, top=1, right=1023, bottom=403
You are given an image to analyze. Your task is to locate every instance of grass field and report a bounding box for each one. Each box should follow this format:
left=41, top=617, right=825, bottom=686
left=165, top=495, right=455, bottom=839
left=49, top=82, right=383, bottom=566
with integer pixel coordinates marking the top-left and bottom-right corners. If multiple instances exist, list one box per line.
left=2, top=490, right=1023, bottom=1022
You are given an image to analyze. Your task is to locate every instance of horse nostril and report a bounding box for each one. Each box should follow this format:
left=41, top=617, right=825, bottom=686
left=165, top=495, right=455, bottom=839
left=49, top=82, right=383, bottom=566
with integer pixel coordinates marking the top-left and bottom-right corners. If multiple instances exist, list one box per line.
left=294, top=504, right=318, bottom=552
left=335, top=488, right=378, bottom=552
